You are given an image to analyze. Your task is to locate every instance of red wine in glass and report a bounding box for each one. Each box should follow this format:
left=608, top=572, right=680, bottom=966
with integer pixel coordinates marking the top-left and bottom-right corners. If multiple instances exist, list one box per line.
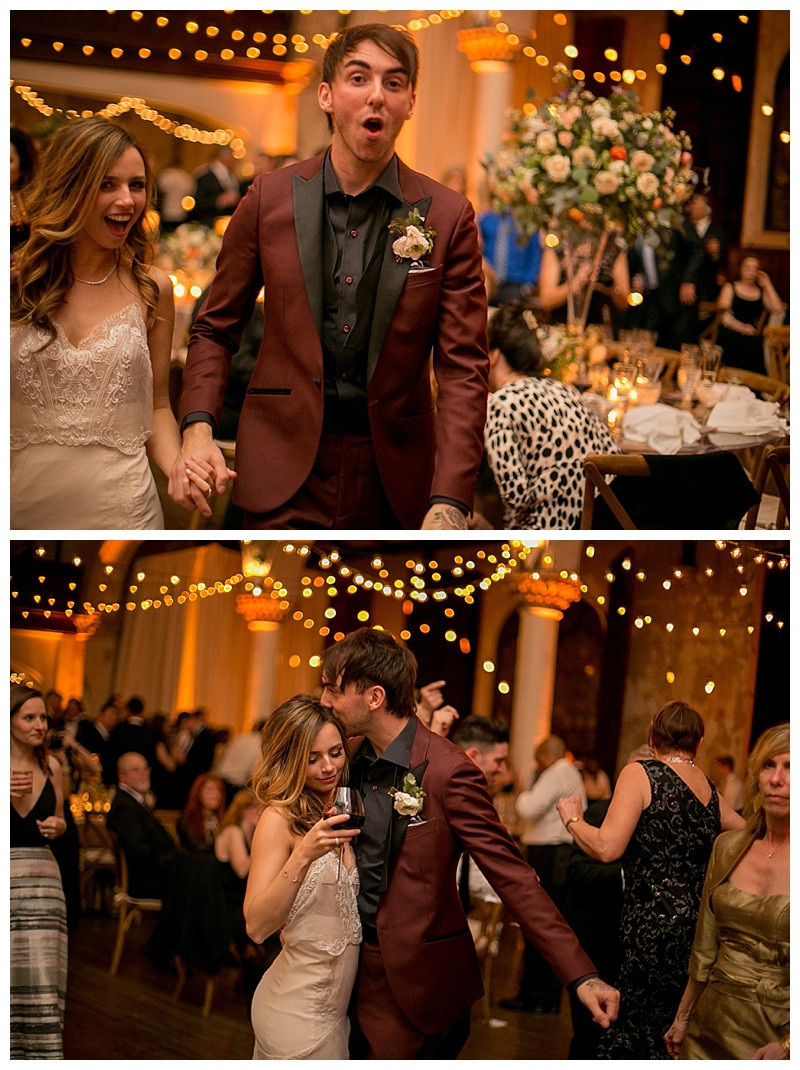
left=332, top=788, right=364, bottom=878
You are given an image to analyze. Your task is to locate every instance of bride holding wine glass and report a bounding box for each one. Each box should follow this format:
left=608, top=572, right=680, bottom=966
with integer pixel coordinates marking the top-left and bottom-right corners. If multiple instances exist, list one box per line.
left=245, top=696, right=362, bottom=1060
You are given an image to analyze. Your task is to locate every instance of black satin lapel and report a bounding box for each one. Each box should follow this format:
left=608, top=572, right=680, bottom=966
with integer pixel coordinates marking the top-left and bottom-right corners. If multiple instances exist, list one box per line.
left=292, top=171, right=325, bottom=340
left=381, top=758, right=430, bottom=892
left=366, top=196, right=433, bottom=384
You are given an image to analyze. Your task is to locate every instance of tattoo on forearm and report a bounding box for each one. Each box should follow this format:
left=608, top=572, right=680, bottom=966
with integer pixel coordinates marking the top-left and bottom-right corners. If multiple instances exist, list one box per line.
left=430, top=505, right=468, bottom=530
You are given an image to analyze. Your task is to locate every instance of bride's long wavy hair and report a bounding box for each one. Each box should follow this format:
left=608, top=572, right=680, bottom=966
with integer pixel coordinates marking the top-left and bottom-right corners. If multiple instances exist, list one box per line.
left=250, top=695, right=349, bottom=837
left=11, top=116, right=159, bottom=344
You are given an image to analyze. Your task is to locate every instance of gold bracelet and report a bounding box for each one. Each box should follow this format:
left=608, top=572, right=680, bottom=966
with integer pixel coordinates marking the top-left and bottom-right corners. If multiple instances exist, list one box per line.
left=281, top=868, right=300, bottom=883
left=779, top=1034, right=790, bottom=1054
left=566, top=816, right=581, bottom=827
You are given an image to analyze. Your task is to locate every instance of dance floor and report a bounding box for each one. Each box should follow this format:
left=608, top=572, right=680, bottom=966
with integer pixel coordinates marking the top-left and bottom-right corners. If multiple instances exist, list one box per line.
left=63, top=911, right=574, bottom=1060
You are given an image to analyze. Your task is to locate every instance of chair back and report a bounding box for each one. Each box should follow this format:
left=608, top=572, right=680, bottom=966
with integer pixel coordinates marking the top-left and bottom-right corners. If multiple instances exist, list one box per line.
left=581, top=454, right=650, bottom=528
left=763, top=325, right=790, bottom=384
left=744, top=444, right=790, bottom=529
left=716, top=366, right=789, bottom=405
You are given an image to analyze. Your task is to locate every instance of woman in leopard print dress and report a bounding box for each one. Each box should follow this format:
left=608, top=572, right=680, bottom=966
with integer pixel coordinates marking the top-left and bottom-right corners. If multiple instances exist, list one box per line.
left=484, top=302, right=617, bottom=529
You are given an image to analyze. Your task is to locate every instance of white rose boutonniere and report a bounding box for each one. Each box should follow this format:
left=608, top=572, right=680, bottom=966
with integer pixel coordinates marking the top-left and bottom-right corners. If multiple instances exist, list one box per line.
left=389, top=208, right=436, bottom=264
left=389, top=772, right=426, bottom=817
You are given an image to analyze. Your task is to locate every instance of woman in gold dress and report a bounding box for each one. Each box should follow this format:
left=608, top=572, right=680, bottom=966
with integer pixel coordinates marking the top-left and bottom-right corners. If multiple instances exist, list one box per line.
left=664, top=722, right=789, bottom=1060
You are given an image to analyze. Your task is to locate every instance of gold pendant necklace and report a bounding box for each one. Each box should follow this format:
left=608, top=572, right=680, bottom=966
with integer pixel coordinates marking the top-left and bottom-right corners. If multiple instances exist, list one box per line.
left=762, top=835, right=789, bottom=859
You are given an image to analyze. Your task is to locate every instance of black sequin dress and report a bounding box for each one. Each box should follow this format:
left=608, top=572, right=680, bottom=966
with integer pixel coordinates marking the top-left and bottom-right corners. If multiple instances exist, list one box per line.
left=598, top=760, right=720, bottom=1060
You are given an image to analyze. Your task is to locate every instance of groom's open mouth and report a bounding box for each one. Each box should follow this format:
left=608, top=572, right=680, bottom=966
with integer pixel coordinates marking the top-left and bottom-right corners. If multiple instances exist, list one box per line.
left=363, top=117, right=384, bottom=138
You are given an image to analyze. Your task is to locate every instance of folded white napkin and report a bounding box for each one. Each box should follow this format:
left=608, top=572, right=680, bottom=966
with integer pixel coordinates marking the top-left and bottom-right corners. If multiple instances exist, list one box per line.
left=705, top=399, right=786, bottom=434
left=698, top=383, right=755, bottom=405
left=622, top=403, right=703, bottom=454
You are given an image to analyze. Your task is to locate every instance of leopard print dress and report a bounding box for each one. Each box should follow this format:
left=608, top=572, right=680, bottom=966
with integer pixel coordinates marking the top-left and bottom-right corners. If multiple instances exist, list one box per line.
left=484, top=376, right=618, bottom=529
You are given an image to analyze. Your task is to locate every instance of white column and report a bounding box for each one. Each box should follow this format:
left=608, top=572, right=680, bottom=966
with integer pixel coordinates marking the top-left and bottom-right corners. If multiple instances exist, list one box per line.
left=470, top=59, right=514, bottom=203
left=245, top=621, right=281, bottom=730
left=509, top=605, right=563, bottom=779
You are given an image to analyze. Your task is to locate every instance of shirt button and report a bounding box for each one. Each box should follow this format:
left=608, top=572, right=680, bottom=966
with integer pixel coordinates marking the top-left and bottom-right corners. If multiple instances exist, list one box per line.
left=345, top=276, right=353, bottom=285
left=350, top=229, right=358, bottom=238
left=342, top=325, right=350, bottom=334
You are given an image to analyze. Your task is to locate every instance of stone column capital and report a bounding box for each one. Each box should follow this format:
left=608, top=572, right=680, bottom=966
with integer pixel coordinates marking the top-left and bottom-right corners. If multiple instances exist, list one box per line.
left=514, top=572, right=582, bottom=616
left=236, top=594, right=290, bottom=627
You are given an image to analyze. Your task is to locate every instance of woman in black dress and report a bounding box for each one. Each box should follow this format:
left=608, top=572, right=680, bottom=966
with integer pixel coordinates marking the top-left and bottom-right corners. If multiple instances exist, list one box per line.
left=556, top=702, right=744, bottom=1058
left=716, top=254, right=783, bottom=374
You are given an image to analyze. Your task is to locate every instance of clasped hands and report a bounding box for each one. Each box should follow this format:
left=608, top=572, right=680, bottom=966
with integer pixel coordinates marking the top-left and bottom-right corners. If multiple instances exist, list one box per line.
left=168, top=423, right=237, bottom=518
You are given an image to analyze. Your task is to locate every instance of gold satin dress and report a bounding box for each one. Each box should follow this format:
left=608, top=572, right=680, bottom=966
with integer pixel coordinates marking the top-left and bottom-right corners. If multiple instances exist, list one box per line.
left=681, top=883, right=789, bottom=1059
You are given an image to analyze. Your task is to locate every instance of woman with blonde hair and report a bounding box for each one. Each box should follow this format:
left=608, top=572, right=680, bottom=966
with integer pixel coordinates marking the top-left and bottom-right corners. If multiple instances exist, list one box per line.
left=245, top=696, right=361, bottom=1059
left=10, top=684, right=68, bottom=1058
left=665, top=722, right=789, bottom=1060
left=11, top=115, right=217, bottom=528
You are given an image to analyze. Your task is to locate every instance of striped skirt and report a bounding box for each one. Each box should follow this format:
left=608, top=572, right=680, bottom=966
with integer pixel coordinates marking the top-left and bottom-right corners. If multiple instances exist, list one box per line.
left=10, top=847, right=68, bottom=1059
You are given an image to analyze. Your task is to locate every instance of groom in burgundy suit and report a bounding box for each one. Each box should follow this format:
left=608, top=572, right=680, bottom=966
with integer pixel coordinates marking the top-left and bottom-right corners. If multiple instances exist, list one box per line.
left=320, top=628, right=620, bottom=1059
left=170, top=24, right=488, bottom=529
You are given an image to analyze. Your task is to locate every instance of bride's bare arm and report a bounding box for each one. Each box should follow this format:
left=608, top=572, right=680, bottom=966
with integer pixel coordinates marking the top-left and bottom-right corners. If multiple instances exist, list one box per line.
left=244, top=806, right=357, bottom=944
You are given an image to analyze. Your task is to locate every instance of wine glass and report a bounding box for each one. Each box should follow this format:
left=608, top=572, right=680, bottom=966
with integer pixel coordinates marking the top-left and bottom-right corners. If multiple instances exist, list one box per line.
left=331, top=787, right=364, bottom=880
left=678, top=345, right=700, bottom=407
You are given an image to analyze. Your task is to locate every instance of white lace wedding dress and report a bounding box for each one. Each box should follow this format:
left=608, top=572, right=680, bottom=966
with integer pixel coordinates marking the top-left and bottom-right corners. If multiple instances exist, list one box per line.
left=251, top=848, right=361, bottom=1060
left=11, top=304, right=164, bottom=529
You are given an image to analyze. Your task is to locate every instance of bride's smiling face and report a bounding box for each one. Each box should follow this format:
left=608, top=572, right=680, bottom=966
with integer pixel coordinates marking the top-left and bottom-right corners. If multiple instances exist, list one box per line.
left=305, top=722, right=347, bottom=798
left=79, top=146, right=147, bottom=253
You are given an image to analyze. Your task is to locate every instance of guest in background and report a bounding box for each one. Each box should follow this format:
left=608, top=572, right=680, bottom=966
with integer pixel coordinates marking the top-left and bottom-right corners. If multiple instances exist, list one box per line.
left=480, top=208, right=542, bottom=306
left=106, top=751, right=179, bottom=902
left=215, top=720, right=265, bottom=805
left=155, top=158, right=194, bottom=231
left=715, top=254, right=783, bottom=374
left=10, top=684, right=68, bottom=1059
left=176, top=707, right=218, bottom=806
left=483, top=302, right=618, bottom=529
left=190, top=145, right=241, bottom=227
left=501, top=735, right=586, bottom=1016
left=580, top=755, right=612, bottom=801
left=685, top=192, right=728, bottom=308
left=557, top=701, right=744, bottom=1059
left=76, top=697, right=119, bottom=785
left=665, top=723, right=789, bottom=1060
left=108, top=695, right=150, bottom=776
left=214, top=787, right=264, bottom=954
left=441, top=164, right=467, bottom=196
left=538, top=227, right=630, bottom=334
left=146, top=711, right=182, bottom=807
left=415, top=678, right=460, bottom=738
left=713, top=753, right=744, bottom=812
left=177, top=773, right=227, bottom=852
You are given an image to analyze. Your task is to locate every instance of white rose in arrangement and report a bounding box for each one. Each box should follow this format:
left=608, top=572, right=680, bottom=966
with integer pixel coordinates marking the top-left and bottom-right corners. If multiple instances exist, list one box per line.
left=560, top=105, right=582, bottom=129
left=589, top=97, right=613, bottom=118
left=392, top=226, right=430, bottom=262
left=536, top=131, right=557, bottom=152
left=572, top=145, right=597, bottom=168
left=636, top=172, right=660, bottom=198
left=609, top=159, right=629, bottom=175
left=594, top=170, right=622, bottom=195
left=592, top=117, right=620, bottom=140
left=543, top=154, right=572, bottom=182
left=631, top=150, right=656, bottom=172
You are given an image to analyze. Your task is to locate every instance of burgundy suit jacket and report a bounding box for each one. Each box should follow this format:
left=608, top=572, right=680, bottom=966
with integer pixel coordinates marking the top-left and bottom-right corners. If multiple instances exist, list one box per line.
left=179, top=153, right=489, bottom=527
left=351, top=721, right=596, bottom=1034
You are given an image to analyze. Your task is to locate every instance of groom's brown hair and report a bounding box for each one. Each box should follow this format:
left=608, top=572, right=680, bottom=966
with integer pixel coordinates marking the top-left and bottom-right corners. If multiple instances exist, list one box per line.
left=322, top=627, right=418, bottom=720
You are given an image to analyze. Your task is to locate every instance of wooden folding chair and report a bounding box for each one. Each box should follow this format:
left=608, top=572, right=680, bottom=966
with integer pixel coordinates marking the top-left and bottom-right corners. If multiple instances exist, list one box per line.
left=763, top=325, right=790, bottom=384
left=744, top=445, right=790, bottom=530
left=108, top=836, right=163, bottom=975
left=716, top=366, right=790, bottom=405
left=580, top=454, right=651, bottom=529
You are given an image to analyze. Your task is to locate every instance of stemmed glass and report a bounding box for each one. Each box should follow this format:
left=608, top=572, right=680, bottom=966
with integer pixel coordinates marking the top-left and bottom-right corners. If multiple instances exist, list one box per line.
left=330, top=787, right=364, bottom=880
left=677, top=345, right=701, bottom=407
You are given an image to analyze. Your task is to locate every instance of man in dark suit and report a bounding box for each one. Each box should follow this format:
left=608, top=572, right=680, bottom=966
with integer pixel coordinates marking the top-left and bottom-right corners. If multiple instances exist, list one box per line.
left=76, top=698, right=119, bottom=786
left=190, top=145, right=241, bottom=227
left=169, top=23, right=488, bottom=531
left=320, top=628, right=619, bottom=1059
left=106, top=752, right=178, bottom=901
left=176, top=708, right=218, bottom=805
left=686, top=192, right=728, bottom=306
left=107, top=695, right=149, bottom=782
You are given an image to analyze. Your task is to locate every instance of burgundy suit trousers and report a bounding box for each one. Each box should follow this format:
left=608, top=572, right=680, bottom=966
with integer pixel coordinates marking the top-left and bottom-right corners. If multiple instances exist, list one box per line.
left=242, top=432, right=401, bottom=529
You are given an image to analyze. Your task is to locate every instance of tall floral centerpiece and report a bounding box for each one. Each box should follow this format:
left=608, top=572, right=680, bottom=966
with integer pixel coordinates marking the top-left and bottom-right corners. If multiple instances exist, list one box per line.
left=487, top=65, right=696, bottom=332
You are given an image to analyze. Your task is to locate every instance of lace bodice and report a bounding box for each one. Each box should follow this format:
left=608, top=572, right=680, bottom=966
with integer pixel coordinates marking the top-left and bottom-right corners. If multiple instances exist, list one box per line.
left=11, top=304, right=154, bottom=453
left=284, top=849, right=361, bottom=956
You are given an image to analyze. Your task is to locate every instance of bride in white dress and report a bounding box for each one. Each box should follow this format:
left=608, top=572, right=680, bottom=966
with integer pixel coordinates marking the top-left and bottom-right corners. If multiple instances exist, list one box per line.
left=245, top=696, right=362, bottom=1060
left=10, top=116, right=216, bottom=529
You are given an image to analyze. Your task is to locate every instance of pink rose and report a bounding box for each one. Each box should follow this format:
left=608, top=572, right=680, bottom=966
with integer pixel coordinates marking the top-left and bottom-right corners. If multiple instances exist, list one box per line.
left=558, top=130, right=574, bottom=148
left=593, top=171, right=622, bottom=195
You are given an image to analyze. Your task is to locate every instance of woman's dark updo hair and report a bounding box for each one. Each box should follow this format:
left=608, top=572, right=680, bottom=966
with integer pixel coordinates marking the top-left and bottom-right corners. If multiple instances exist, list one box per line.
left=487, top=301, right=545, bottom=376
